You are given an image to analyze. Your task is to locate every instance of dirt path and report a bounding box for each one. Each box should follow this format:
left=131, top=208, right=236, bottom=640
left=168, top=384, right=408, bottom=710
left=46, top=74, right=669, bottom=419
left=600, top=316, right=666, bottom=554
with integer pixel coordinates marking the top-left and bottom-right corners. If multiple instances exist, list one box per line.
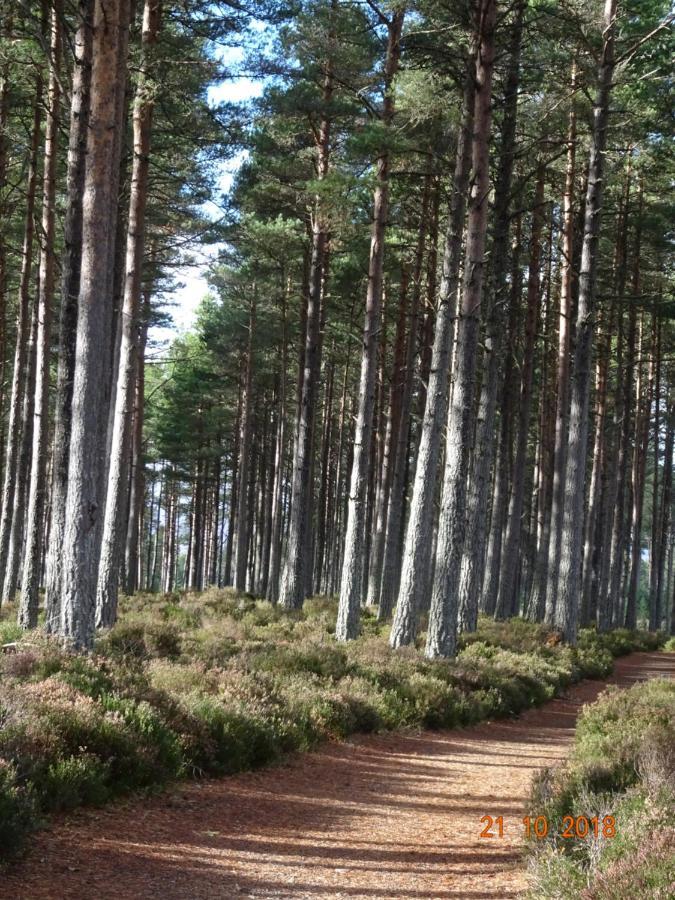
left=4, top=651, right=674, bottom=900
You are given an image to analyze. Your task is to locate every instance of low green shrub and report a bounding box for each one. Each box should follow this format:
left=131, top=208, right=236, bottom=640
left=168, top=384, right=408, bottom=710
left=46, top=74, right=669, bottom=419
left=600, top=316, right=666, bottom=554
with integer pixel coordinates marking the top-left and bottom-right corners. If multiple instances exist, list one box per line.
left=0, top=762, right=38, bottom=856
left=0, top=594, right=666, bottom=868
left=526, top=678, right=675, bottom=899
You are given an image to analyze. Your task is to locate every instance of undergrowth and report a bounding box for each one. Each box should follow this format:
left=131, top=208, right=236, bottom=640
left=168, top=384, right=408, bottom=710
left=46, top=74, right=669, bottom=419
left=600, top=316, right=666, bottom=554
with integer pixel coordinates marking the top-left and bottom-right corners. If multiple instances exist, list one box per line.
left=0, top=590, right=665, bottom=865
left=526, top=678, right=675, bottom=899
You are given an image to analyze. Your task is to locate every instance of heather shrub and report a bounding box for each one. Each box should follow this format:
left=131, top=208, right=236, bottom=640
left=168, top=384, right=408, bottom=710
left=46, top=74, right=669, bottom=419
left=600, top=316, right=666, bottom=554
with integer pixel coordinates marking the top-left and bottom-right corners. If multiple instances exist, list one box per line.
left=526, top=679, right=675, bottom=899
left=2, top=650, right=39, bottom=679
left=37, top=754, right=110, bottom=811
left=0, top=590, right=666, bottom=867
left=0, top=762, right=38, bottom=856
left=187, top=696, right=280, bottom=773
left=144, top=622, right=182, bottom=658
left=460, top=616, right=553, bottom=654
left=0, top=620, right=23, bottom=646
left=98, top=621, right=148, bottom=659
left=579, top=827, right=675, bottom=900
left=244, top=640, right=352, bottom=680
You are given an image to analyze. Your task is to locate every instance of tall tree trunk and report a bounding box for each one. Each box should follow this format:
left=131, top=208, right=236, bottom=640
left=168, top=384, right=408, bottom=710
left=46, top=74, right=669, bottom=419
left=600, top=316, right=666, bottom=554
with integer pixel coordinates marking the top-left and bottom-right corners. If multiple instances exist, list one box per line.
left=527, top=239, right=556, bottom=621
left=44, top=0, right=94, bottom=632
left=4, top=291, right=39, bottom=603
left=266, top=278, right=288, bottom=603
left=425, top=0, right=496, bottom=659
left=484, top=216, right=522, bottom=617
left=336, top=9, right=404, bottom=640
left=625, top=317, right=651, bottom=628
left=655, top=397, right=673, bottom=629
left=458, top=0, right=524, bottom=632
left=556, top=0, right=617, bottom=644
left=233, top=290, right=256, bottom=591
left=379, top=172, right=431, bottom=620
left=329, top=358, right=351, bottom=594
left=96, top=0, right=160, bottom=626
left=390, top=63, right=475, bottom=649
left=368, top=269, right=408, bottom=608
left=59, top=0, right=132, bottom=649
left=0, top=16, right=12, bottom=491
left=0, top=79, right=42, bottom=603
left=605, top=218, right=635, bottom=629
left=495, top=164, right=546, bottom=619
left=123, top=313, right=148, bottom=594
left=579, top=302, right=612, bottom=625
left=593, top=191, right=630, bottom=630
left=19, top=0, right=63, bottom=627
left=224, top=384, right=242, bottom=585
left=279, top=5, right=336, bottom=610
left=648, top=314, right=662, bottom=626
left=544, top=60, right=577, bottom=625
left=314, top=359, right=334, bottom=594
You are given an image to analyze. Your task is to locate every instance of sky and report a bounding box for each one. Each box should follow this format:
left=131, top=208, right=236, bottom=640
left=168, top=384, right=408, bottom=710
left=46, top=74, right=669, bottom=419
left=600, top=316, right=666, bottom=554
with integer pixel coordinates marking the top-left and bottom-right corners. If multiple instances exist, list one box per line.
left=149, top=46, right=264, bottom=347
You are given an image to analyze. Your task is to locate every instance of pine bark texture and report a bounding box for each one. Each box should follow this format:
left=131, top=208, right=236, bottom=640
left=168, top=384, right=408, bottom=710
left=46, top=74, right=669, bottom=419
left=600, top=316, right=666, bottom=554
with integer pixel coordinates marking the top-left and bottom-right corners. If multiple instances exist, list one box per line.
left=97, top=0, right=160, bottom=627
left=0, top=81, right=42, bottom=604
left=494, top=165, right=546, bottom=619
left=458, top=1, right=523, bottom=632
left=544, top=62, right=577, bottom=626
left=389, top=68, right=475, bottom=649
left=425, top=0, right=496, bottom=659
left=556, top=0, right=617, bottom=644
left=19, top=0, right=63, bottom=627
left=44, top=0, right=94, bottom=632
left=279, top=64, right=333, bottom=610
left=335, top=10, right=404, bottom=641
left=59, top=0, right=132, bottom=649
left=234, top=292, right=256, bottom=591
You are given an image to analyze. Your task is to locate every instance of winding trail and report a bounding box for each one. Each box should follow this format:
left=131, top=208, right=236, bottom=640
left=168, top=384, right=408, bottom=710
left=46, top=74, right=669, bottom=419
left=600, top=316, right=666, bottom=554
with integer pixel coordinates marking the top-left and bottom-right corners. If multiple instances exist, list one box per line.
left=5, top=651, right=675, bottom=900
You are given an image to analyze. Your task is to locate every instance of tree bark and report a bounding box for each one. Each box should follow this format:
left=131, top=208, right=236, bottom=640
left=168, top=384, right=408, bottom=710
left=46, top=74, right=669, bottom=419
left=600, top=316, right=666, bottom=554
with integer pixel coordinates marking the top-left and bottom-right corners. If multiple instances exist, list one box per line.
left=279, top=6, right=336, bottom=610
left=425, top=0, right=496, bottom=659
left=368, top=269, right=408, bottom=608
left=96, top=0, right=160, bottom=626
left=123, top=312, right=148, bottom=594
left=544, top=60, right=577, bottom=625
left=625, top=315, right=651, bottom=628
left=266, top=279, right=289, bottom=602
left=458, top=0, right=524, bottom=632
left=19, top=0, right=63, bottom=627
left=59, top=0, right=132, bottom=649
left=335, top=9, right=404, bottom=641
left=495, top=164, right=546, bottom=619
left=233, top=289, right=256, bottom=591
left=579, top=301, right=612, bottom=625
left=44, top=0, right=94, bottom=632
left=379, top=172, right=431, bottom=620
left=389, top=63, right=475, bottom=649
left=484, top=216, right=522, bottom=617
left=655, top=397, right=673, bottom=629
left=556, top=0, right=617, bottom=644
left=0, top=79, right=42, bottom=604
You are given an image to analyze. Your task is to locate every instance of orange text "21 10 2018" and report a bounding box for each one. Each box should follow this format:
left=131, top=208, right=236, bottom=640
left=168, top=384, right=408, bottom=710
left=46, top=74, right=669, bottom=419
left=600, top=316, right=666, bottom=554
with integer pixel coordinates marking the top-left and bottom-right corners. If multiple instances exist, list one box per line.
left=479, top=814, right=616, bottom=839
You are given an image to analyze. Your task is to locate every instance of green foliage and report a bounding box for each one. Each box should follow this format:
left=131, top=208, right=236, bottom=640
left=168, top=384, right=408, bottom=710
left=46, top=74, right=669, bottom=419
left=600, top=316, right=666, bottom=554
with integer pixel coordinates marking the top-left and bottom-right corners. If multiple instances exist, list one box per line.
left=0, top=763, right=38, bottom=858
left=0, top=595, right=665, bottom=866
left=526, top=679, right=675, bottom=899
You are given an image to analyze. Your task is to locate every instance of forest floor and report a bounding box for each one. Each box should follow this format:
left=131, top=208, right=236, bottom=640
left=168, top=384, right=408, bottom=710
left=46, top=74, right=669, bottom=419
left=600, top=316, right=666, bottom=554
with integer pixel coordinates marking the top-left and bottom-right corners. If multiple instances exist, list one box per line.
left=4, top=650, right=674, bottom=900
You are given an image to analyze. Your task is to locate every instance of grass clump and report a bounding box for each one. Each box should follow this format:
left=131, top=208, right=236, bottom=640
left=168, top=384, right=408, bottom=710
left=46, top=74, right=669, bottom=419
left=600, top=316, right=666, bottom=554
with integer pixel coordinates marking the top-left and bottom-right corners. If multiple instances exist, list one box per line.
left=526, top=678, right=675, bottom=899
left=0, top=594, right=665, bottom=866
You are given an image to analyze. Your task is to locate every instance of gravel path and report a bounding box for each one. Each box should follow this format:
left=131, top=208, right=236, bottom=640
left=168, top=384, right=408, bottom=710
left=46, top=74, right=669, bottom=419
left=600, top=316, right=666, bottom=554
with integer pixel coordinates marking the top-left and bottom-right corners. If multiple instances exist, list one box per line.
left=5, top=651, right=674, bottom=900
